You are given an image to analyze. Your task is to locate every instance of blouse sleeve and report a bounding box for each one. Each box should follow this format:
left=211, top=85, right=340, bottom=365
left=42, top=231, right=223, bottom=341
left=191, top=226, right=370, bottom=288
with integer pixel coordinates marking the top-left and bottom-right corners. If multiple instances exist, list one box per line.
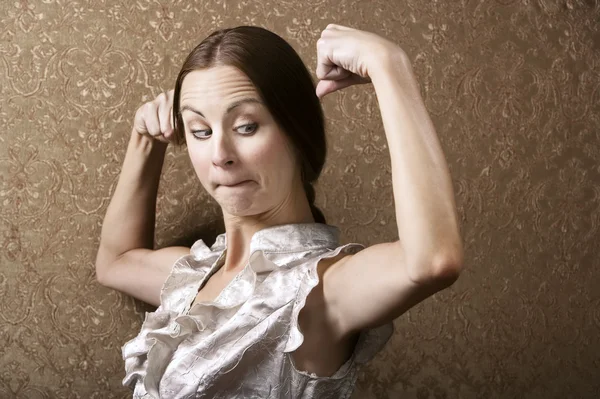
left=283, top=243, right=394, bottom=365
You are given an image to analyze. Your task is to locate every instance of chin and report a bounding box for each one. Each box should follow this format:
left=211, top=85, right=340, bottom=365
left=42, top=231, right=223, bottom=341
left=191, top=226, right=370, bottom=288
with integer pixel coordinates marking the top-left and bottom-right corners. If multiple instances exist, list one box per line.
left=219, top=199, right=256, bottom=215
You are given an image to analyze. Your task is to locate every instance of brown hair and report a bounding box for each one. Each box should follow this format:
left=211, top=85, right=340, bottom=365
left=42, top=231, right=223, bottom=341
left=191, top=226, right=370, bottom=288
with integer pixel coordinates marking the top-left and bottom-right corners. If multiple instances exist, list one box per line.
left=172, top=26, right=327, bottom=224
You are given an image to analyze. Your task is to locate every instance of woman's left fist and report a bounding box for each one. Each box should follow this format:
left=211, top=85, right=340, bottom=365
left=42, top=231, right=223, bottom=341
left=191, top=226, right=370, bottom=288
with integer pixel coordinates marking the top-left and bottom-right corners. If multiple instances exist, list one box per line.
left=315, top=23, right=404, bottom=99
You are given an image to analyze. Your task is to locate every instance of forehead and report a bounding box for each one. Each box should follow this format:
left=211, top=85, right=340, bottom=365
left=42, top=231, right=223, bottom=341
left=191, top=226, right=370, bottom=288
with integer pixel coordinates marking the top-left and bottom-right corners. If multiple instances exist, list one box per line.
left=180, top=66, right=259, bottom=105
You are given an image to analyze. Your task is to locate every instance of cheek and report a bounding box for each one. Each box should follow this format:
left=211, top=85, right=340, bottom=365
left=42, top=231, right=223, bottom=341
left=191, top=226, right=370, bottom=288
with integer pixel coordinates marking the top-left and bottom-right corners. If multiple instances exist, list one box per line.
left=249, top=136, right=296, bottom=183
left=187, top=146, right=211, bottom=185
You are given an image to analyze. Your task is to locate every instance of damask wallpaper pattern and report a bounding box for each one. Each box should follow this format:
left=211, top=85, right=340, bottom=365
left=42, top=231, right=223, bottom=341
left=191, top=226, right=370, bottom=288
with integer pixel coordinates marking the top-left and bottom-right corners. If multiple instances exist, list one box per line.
left=1, top=0, right=599, bottom=398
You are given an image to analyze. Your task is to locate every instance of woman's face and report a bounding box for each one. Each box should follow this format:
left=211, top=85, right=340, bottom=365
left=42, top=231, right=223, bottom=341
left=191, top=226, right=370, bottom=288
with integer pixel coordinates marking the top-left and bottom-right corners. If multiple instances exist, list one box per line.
left=179, top=65, right=300, bottom=216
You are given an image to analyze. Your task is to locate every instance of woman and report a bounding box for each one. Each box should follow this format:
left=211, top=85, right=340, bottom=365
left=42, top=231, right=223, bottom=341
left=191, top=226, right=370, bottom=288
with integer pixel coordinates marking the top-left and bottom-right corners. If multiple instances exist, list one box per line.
left=95, top=23, right=464, bottom=398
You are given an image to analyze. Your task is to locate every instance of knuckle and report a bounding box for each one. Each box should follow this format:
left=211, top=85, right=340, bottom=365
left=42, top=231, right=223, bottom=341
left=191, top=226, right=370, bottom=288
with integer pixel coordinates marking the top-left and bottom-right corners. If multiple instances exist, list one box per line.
left=143, top=104, right=154, bottom=119
left=156, top=94, right=167, bottom=107
left=139, top=104, right=148, bottom=119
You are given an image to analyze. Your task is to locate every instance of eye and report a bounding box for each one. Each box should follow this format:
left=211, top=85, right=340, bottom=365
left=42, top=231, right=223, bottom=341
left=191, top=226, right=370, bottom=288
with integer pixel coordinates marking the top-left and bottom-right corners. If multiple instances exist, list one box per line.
left=237, top=123, right=258, bottom=135
left=191, top=129, right=210, bottom=139
left=190, top=123, right=258, bottom=140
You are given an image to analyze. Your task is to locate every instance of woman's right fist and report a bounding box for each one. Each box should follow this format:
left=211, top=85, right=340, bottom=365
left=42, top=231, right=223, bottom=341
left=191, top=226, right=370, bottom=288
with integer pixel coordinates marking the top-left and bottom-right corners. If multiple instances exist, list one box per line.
left=133, top=90, right=175, bottom=143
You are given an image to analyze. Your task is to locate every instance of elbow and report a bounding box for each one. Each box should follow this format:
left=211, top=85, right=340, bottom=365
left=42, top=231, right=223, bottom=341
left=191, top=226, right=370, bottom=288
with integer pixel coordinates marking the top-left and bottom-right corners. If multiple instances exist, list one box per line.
left=431, top=254, right=463, bottom=285
left=434, top=242, right=464, bottom=278
left=94, top=249, right=114, bottom=287
left=95, top=261, right=108, bottom=286
left=408, top=246, right=464, bottom=286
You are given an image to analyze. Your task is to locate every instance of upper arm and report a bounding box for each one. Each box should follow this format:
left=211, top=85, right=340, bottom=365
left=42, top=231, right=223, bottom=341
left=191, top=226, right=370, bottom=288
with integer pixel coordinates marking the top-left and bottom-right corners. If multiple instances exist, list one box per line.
left=96, top=246, right=190, bottom=307
left=318, top=241, right=462, bottom=338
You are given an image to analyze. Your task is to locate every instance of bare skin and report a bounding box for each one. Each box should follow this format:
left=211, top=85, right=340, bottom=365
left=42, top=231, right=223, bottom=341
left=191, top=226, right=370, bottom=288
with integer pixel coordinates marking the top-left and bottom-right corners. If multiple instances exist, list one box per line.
left=179, top=66, right=316, bottom=274
left=96, top=23, right=464, bottom=378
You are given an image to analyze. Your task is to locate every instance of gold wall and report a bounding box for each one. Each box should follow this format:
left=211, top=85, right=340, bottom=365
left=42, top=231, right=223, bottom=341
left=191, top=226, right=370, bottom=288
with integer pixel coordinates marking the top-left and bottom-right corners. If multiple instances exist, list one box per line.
left=1, top=0, right=598, bottom=397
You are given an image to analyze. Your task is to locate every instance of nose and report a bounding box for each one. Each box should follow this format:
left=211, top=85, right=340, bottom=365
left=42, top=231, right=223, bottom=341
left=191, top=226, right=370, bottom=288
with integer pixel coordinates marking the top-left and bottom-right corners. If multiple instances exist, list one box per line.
left=211, top=130, right=237, bottom=168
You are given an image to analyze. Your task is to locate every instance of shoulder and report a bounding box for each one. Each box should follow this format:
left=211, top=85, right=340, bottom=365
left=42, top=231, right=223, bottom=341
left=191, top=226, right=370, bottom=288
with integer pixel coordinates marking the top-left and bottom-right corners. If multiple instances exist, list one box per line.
left=315, top=242, right=365, bottom=277
left=314, top=250, right=354, bottom=281
left=300, top=245, right=360, bottom=331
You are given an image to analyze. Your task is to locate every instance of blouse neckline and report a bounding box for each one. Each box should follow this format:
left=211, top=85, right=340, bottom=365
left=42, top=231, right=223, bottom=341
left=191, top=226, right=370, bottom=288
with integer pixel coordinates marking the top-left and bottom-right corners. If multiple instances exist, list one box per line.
left=184, top=222, right=341, bottom=314
left=211, top=222, right=341, bottom=256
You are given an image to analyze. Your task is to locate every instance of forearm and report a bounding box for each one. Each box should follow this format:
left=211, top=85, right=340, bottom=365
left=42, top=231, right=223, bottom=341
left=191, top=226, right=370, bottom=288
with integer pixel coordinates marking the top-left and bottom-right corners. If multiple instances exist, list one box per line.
left=95, top=130, right=168, bottom=270
left=370, top=52, right=463, bottom=278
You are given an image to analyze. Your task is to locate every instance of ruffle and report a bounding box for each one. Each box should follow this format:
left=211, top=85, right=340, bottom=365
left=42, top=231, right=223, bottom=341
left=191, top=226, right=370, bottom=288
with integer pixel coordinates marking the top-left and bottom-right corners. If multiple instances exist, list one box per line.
left=122, top=229, right=394, bottom=397
left=122, top=238, right=229, bottom=396
left=122, top=238, right=277, bottom=397
left=123, top=301, right=256, bottom=397
left=122, top=309, right=180, bottom=397
left=283, top=242, right=395, bottom=374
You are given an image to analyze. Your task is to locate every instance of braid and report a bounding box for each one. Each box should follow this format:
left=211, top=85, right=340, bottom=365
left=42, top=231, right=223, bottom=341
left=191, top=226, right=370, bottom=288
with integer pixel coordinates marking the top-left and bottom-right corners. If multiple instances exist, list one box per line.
left=302, top=180, right=326, bottom=224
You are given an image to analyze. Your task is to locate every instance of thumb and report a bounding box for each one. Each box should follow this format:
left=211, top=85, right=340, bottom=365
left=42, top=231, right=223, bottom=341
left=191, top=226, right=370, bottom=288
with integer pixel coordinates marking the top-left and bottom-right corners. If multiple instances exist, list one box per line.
left=316, top=75, right=365, bottom=99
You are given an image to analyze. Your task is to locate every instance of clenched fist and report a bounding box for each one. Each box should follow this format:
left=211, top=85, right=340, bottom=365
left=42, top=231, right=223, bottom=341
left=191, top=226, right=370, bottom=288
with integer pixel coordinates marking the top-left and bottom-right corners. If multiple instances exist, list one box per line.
left=133, top=90, right=175, bottom=143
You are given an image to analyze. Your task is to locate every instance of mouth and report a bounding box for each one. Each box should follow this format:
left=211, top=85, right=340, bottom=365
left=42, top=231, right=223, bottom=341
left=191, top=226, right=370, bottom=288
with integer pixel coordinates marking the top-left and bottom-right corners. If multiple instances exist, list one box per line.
left=219, top=180, right=253, bottom=188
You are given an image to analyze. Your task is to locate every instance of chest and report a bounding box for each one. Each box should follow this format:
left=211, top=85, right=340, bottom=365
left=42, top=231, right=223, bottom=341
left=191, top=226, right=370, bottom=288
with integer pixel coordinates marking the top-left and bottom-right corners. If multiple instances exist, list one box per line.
left=187, top=254, right=358, bottom=378
left=190, top=266, right=239, bottom=306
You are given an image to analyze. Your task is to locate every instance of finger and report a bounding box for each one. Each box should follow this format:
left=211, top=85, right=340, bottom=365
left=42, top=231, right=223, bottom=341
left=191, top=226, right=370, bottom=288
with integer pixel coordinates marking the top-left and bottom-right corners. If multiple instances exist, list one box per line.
left=154, top=134, right=170, bottom=144
left=326, top=23, right=352, bottom=31
left=316, top=37, right=352, bottom=81
left=316, top=79, right=349, bottom=99
left=161, top=106, right=174, bottom=141
left=316, top=75, right=369, bottom=99
left=133, top=106, right=148, bottom=135
left=144, top=102, right=161, bottom=137
left=320, top=27, right=337, bottom=38
left=323, top=65, right=352, bottom=81
left=167, top=90, right=175, bottom=140
left=166, top=106, right=174, bottom=139
left=316, top=38, right=336, bottom=80
left=157, top=92, right=171, bottom=136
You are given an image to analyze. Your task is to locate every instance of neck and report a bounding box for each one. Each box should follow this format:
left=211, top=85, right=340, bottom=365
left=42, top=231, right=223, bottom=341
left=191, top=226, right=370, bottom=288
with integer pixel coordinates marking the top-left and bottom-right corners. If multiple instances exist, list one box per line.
left=220, top=182, right=315, bottom=273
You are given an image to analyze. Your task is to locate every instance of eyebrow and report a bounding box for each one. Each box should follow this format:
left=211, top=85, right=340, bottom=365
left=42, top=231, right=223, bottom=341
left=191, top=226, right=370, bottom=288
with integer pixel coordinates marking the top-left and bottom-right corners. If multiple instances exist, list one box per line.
left=180, top=98, right=263, bottom=118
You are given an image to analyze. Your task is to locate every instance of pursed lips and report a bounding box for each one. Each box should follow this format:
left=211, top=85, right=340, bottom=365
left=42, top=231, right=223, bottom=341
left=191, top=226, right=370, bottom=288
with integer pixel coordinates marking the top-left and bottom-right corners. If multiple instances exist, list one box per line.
left=218, top=180, right=252, bottom=187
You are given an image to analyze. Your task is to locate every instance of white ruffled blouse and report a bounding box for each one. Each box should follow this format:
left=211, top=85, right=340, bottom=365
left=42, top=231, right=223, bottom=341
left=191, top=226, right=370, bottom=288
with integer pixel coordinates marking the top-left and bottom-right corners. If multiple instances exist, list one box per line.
left=121, top=223, right=394, bottom=398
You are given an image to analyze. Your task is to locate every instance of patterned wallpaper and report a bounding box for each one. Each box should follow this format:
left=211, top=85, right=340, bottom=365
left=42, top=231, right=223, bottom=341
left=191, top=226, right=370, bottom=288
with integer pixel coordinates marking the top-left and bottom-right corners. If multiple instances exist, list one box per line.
left=1, top=0, right=599, bottom=398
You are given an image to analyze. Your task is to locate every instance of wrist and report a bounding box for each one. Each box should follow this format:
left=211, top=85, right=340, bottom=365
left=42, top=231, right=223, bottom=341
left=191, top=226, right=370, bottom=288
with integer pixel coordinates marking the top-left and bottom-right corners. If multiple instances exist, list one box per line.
left=369, top=47, right=414, bottom=86
left=369, top=51, right=424, bottom=108
left=129, top=130, right=169, bottom=156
